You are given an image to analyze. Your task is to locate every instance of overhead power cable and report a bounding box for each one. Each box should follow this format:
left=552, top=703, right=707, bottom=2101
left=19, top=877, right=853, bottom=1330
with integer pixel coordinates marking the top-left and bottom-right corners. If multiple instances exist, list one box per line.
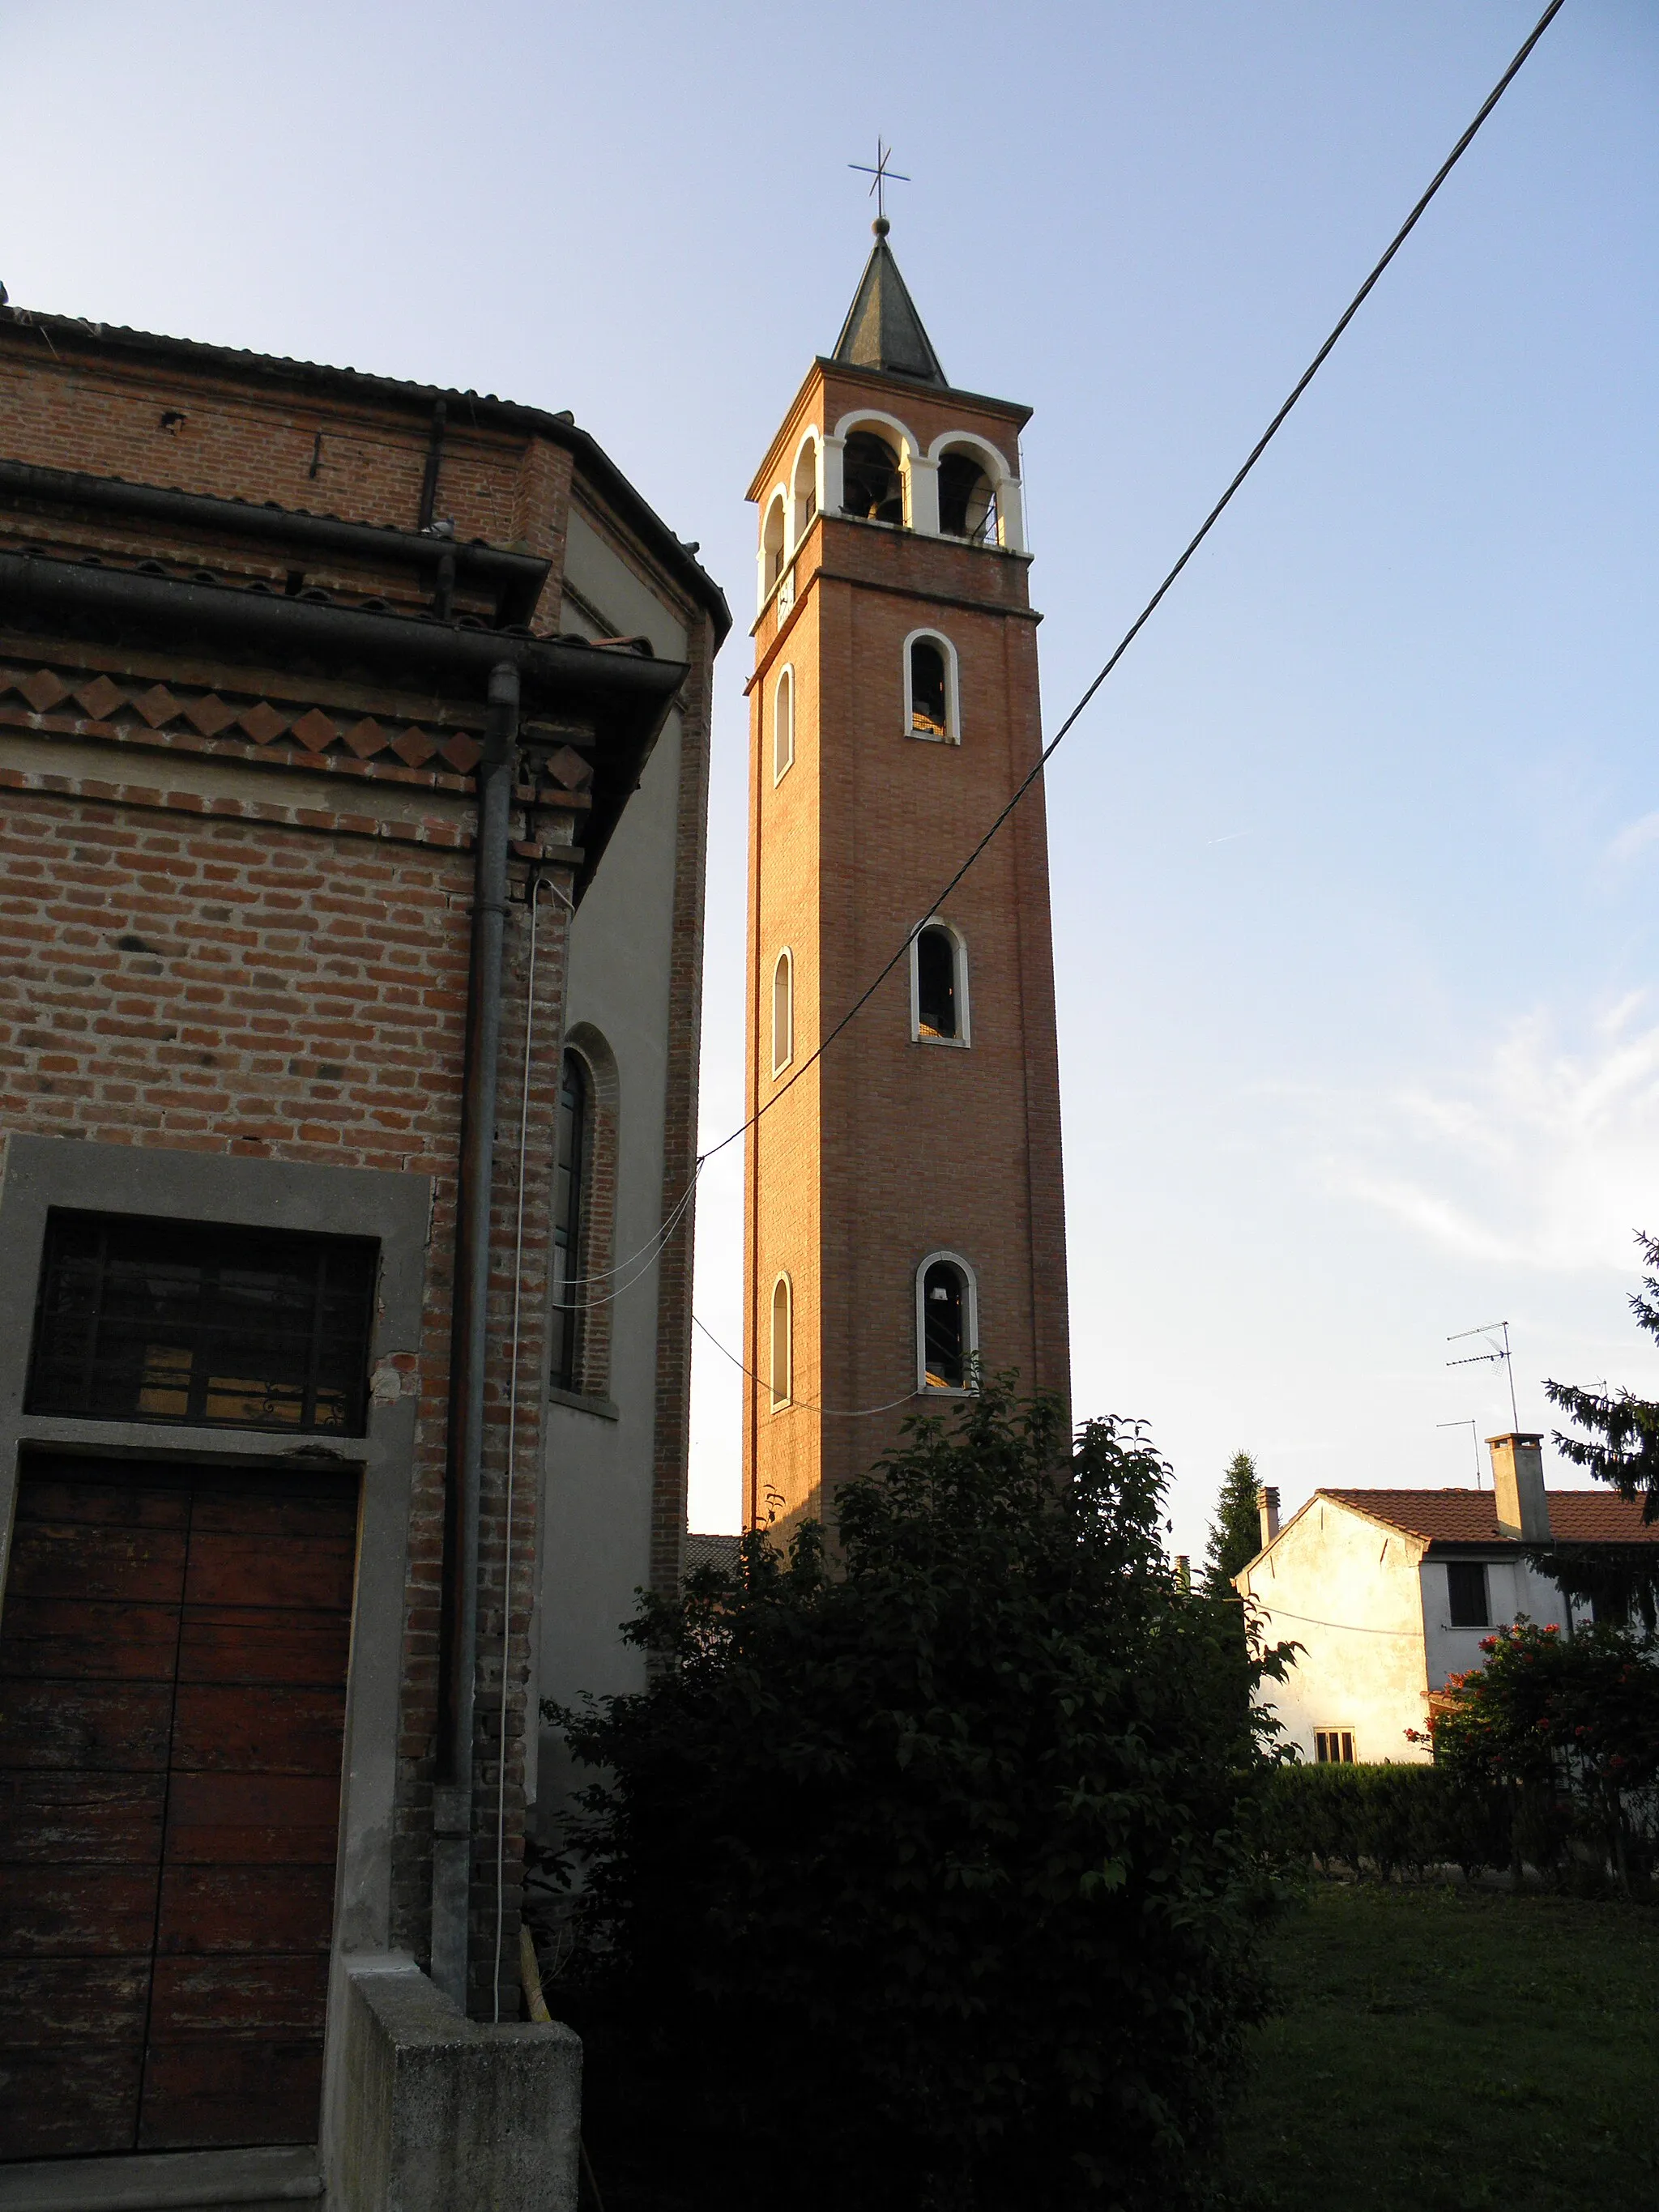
left=692, top=1311, right=920, bottom=1417
left=697, top=0, right=1565, bottom=1174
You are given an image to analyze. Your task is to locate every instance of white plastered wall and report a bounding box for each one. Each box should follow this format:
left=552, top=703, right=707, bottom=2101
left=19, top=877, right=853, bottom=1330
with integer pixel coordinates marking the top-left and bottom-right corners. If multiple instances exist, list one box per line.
left=531, top=504, right=689, bottom=1829
left=1239, top=1499, right=1432, bottom=1765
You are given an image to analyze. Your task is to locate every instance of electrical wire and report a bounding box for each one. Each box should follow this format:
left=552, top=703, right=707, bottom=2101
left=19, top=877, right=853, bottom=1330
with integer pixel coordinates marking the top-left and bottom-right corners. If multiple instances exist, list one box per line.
left=693, top=1310, right=921, bottom=1418
left=697, top=0, right=1567, bottom=1174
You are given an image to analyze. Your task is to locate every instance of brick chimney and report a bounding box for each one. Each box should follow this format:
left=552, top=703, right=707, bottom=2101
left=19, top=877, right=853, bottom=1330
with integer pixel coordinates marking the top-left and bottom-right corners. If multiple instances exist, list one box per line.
left=1488, top=1434, right=1551, bottom=1541
left=1256, top=1485, right=1281, bottom=1549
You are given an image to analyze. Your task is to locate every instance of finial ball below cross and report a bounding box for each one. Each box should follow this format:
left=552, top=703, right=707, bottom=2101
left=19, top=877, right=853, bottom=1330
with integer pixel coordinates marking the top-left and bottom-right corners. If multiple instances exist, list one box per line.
left=849, top=139, right=911, bottom=236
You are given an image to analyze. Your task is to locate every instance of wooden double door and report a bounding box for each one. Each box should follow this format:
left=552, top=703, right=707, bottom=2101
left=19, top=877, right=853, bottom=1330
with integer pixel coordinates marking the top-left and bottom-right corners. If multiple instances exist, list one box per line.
left=0, top=1458, right=357, bottom=2161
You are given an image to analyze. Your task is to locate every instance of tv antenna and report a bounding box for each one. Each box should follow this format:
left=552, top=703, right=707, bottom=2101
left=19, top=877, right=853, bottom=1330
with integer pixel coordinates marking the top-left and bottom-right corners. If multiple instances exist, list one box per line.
left=1436, top=1417, right=1482, bottom=1487
left=1447, top=1320, right=1520, bottom=1430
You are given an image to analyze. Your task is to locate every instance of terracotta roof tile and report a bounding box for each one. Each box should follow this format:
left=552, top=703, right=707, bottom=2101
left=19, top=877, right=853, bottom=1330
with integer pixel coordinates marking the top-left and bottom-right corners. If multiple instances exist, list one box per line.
left=1318, top=1488, right=1659, bottom=1545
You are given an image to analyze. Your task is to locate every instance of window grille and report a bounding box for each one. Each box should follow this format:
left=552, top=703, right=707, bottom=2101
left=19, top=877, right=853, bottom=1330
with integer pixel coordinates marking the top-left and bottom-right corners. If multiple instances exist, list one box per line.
left=28, top=1211, right=377, bottom=1434
left=1315, top=1730, right=1356, bottom=1765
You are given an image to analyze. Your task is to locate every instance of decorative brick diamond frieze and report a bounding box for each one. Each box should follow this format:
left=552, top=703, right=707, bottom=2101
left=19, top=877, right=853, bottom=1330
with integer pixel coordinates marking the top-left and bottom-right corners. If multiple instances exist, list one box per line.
left=19, top=669, right=70, bottom=712
left=237, top=701, right=289, bottom=745
left=0, top=656, right=488, bottom=781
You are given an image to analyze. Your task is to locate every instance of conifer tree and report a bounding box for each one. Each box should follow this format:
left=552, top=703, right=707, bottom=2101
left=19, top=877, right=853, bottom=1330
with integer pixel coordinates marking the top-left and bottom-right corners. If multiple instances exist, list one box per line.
left=1542, top=1230, right=1659, bottom=1629
left=1204, top=1448, right=1264, bottom=1596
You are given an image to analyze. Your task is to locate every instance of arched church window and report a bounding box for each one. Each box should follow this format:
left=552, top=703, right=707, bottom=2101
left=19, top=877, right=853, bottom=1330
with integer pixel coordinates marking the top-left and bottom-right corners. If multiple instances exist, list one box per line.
left=550, top=1050, right=589, bottom=1391
left=906, top=633, right=957, bottom=742
left=772, top=948, right=794, bottom=1076
left=761, top=492, right=787, bottom=596
left=917, top=1254, right=978, bottom=1394
left=913, top=923, right=967, bottom=1043
left=842, top=431, right=905, bottom=525
left=773, top=666, right=795, bottom=785
left=937, top=449, right=999, bottom=544
left=770, top=1273, right=793, bottom=1411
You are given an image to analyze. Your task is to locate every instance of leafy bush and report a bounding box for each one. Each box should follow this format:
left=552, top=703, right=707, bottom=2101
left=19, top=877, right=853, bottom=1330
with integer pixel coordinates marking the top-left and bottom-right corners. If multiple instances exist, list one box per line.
left=1431, top=1618, right=1659, bottom=1892
left=544, top=1384, right=1286, bottom=2212
left=1259, top=1761, right=1509, bottom=1880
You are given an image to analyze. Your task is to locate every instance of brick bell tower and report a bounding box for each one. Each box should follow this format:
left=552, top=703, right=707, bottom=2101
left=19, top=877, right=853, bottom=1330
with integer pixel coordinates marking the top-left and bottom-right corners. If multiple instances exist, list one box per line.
left=742, top=216, right=1070, bottom=1532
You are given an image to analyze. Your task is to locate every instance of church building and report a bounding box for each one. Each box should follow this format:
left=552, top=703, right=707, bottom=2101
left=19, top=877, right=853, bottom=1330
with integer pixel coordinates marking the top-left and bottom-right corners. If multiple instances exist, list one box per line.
left=744, top=221, right=1070, bottom=1529
left=0, top=300, right=726, bottom=2207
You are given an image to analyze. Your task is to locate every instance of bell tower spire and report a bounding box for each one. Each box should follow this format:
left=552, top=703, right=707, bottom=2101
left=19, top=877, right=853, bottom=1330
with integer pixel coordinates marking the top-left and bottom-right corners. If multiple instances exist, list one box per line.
left=743, top=224, right=1069, bottom=1532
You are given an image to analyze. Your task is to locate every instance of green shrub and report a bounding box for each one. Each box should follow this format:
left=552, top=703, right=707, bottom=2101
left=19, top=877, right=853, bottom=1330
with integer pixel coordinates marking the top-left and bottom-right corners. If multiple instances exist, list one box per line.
left=545, top=1385, right=1285, bottom=2212
left=1259, top=1760, right=1509, bottom=1879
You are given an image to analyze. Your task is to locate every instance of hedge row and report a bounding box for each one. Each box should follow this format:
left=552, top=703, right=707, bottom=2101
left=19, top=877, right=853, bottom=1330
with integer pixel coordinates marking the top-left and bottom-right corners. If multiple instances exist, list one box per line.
left=1257, top=1760, right=1514, bottom=1878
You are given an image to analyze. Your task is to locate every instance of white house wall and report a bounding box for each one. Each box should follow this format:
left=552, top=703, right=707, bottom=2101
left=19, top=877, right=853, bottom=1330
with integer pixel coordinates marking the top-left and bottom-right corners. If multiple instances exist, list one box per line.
left=1241, top=1499, right=1430, bottom=1765
left=531, top=505, right=689, bottom=1826
left=1418, top=1552, right=1576, bottom=1694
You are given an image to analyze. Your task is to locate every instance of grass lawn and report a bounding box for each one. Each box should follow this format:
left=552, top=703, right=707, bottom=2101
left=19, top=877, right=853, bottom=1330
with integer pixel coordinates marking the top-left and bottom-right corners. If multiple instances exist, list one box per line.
left=1222, top=1884, right=1659, bottom=2212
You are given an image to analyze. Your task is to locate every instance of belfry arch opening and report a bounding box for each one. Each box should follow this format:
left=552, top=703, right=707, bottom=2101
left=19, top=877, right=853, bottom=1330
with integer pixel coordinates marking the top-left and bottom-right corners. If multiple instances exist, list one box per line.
left=761, top=492, right=787, bottom=597
left=792, top=437, right=819, bottom=538
left=937, top=447, right=998, bottom=544
left=841, top=430, right=905, bottom=524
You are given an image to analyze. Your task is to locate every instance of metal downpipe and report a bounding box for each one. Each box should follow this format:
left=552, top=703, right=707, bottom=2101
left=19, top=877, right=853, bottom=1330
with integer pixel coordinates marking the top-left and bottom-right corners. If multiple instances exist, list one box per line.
left=433, top=659, right=518, bottom=2012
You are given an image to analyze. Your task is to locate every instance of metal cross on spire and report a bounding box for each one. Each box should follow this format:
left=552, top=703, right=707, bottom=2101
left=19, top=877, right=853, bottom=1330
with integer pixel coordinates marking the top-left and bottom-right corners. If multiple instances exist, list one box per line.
left=849, top=139, right=910, bottom=231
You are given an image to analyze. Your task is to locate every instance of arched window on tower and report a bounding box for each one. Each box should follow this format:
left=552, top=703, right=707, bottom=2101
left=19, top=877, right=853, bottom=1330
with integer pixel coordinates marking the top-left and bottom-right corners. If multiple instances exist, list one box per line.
left=772, top=948, right=794, bottom=1076
left=912, top=923, right=968, bottom=1044
left=773, top=665, right=795, bottom=785
left=550, top=1050, right=589, bottom=1391
left=770, top=1273, right=793, bottom=1411
left=906, top=631, right=958, bottom=743
left=917, top=1253, right=978, bottom=1394
left=841, top=431, right=906, bottom=524
left=937, top=448, right=999, bottom=544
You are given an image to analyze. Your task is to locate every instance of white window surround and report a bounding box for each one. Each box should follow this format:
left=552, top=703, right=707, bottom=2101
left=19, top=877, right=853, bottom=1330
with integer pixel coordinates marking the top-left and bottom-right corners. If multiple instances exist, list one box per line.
left=772, top=664, right=795, bottom=785
left=829, top=407, right=923, bottom=531
left=903, top=627, right=961, bottom=745
left=771, top=947, right=793, bottom=1077
left=770, top=1272, right=793, bottom=1412
left=915, top=1250, right=979, bottom=1396
left=910, top=918, right=970, bottom=1046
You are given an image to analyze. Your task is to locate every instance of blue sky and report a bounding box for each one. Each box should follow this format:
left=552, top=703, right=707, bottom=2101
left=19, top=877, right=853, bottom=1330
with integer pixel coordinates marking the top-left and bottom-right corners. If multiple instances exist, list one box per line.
left=6, top=1, right=1656, bottom=1554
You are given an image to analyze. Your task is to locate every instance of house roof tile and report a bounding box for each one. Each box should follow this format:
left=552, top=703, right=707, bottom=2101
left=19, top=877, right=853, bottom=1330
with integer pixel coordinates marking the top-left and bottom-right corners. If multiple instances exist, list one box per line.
left=1318, top=1488, right=1659, bottom=1545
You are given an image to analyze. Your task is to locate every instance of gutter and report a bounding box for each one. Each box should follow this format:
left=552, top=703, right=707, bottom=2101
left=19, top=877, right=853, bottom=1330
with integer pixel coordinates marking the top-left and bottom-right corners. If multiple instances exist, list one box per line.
left=432, top=660, right=518, bottom=2012
left=0, top=456, right=548, bottom=624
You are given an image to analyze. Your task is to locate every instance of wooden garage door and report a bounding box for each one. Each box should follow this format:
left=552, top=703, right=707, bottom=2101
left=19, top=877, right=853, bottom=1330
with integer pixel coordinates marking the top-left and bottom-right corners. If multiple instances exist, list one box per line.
left=0, top=1459, right=356, bottom=2160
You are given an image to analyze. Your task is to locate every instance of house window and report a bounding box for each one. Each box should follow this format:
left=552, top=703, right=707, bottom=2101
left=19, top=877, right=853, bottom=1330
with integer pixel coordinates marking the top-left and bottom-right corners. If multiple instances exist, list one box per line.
left=773, top=665, right=795, bottom=784
left=550, top=1051, right=590, bottom=1392
left=913, top=923, right=968, bottom=1044
left=1446, top=1560, right=1490, bottom=1628
left=905, top=630, right=958, bottom=744
left=770, top=1274, right=792, bottom=1411
left=841, top=430, right=905, bottom=524
left=27, top=1210, right=377, bottom=1434
left=772, top=948, right=794, bottom=1076
left=917, top=1253, right=978, bottom=1393
left=1315, top=1730, right=1357, bottom=1765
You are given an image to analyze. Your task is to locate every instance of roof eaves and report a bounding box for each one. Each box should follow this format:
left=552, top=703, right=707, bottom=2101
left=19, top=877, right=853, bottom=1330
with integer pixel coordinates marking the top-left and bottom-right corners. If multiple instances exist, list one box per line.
left=0, top=306, right=731, bottom=647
